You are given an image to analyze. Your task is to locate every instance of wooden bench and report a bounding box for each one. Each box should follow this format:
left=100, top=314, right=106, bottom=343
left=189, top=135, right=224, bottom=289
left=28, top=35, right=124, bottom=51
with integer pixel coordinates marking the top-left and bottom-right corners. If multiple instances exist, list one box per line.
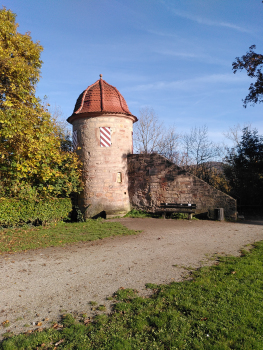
left=159, top=203, right=196, bottom=220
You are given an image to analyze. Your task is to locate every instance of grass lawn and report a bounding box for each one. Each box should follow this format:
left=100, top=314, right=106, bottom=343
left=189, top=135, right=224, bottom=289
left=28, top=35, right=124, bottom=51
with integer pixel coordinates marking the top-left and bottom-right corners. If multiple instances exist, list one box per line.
left=0, top=220, right=139, bottom=254
left=1, top=240, right=263, bottom=349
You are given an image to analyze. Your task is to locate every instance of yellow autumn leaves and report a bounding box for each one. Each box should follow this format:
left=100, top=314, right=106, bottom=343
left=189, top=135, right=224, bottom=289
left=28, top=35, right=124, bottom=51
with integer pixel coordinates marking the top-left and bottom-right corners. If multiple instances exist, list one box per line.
left=0, top=7, right=82, bottom=199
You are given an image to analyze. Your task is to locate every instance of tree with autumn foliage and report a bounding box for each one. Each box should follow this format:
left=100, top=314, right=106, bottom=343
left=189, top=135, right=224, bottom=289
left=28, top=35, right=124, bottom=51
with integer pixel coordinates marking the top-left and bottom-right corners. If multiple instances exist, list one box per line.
left=0, top=7, right=82, bottom=199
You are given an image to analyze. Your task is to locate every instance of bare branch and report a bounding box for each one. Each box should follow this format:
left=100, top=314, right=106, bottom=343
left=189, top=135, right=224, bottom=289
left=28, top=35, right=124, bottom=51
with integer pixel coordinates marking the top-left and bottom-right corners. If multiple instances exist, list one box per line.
left=181, top=125, right=221, bottom=166
left=133, top=107, right=179, bottom=157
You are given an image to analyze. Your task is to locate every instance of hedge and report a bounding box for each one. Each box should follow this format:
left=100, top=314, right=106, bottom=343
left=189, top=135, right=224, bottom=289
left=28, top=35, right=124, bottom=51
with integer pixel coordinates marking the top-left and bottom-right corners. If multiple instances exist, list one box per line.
left=0, top=198, right=72, bottom=227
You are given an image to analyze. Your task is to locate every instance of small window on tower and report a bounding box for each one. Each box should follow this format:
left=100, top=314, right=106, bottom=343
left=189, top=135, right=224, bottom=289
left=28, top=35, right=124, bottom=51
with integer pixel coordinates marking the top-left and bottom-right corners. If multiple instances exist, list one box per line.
left=117, top=172, right=122, bottom=183
left=72, top=130, right=78, bottom=151
left=100, top=127, right=111, bottom=147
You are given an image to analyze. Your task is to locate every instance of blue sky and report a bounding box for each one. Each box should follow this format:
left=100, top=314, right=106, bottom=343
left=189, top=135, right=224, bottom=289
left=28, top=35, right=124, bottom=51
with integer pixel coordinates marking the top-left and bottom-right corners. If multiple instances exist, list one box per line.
left=4, top=0, right=263, bottom=143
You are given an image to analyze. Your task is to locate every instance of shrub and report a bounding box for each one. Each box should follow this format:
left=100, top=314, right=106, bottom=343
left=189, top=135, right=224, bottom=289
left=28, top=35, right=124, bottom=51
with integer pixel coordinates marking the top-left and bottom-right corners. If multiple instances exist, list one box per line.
left=0, top=198, right=72, bottom=227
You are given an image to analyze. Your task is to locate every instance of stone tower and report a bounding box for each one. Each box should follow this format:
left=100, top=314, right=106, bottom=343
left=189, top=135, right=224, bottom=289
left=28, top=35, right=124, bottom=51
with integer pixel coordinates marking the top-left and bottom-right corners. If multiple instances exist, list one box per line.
left=67, top=75, right=137, bottom=218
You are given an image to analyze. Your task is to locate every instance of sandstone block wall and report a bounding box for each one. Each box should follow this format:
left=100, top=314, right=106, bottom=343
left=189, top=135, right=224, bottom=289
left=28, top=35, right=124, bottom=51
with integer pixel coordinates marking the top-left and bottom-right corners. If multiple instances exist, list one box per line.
left=127, top=153, right=237, bottom=220
left=73, top=114, right=134, bottom=218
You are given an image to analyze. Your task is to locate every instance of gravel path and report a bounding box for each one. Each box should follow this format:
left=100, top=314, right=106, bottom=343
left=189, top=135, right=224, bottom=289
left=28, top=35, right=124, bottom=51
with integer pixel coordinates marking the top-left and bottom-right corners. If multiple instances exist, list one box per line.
left=1, top=218, right=263, bottom=338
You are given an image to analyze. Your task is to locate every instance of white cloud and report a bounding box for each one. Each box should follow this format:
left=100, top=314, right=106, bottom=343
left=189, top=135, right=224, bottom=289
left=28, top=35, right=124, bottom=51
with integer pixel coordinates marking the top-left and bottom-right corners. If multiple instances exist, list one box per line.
left=172, top=9, right=251, bottom=33
left=154, top=50, right=202, bottom=59
left=157, top=1, right=252, bottom=34
left=128, top=73, right=250, bottom=92
left=146, top=29, right=180, bottom=38
left=152, top=49, right=230, bottom=66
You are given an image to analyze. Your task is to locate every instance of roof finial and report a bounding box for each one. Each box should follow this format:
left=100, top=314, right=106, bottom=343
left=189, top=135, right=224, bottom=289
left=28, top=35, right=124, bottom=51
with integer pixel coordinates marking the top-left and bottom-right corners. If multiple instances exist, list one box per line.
left=99, top=74, right=103, bottom=79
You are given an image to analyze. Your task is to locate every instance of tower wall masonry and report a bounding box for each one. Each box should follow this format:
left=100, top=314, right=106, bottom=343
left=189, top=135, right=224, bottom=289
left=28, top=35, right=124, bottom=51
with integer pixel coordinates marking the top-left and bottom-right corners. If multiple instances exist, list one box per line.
left=73, top=114, right=133, bottom=218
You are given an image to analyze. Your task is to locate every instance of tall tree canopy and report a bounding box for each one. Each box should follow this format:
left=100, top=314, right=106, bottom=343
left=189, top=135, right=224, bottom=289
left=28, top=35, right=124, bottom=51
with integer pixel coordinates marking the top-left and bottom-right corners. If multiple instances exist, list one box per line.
left=233, top=45, right=263, bottom=107
left=0, top=7, right=82, bottom=199
left=224, top=127, right=263, bottom=211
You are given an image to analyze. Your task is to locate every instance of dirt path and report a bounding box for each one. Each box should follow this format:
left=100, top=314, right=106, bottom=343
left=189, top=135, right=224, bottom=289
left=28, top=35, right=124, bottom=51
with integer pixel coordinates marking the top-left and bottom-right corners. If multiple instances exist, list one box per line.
left=1, top=218, right=263, bottom=338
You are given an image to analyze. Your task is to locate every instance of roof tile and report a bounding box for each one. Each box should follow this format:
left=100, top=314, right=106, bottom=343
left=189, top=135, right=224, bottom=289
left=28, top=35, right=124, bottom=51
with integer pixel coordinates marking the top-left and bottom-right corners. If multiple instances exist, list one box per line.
left=68, top=76, right=137, bottom=124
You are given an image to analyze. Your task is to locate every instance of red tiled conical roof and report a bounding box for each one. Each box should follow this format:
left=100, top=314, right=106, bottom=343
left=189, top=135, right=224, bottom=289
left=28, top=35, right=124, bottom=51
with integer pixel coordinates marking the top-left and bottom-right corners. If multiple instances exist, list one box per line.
left=67, top=75, right=137, bottom=124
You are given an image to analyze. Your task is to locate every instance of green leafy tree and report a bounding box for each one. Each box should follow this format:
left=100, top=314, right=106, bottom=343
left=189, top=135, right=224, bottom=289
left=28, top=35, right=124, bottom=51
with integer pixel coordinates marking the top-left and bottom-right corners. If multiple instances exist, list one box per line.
left=0, top=7, right=82, bottom=199
left=44, top=99, right=73, bottom=152
left=224, top=127, right=263, bottom=211
left=233, top=45, right=263, bottom=107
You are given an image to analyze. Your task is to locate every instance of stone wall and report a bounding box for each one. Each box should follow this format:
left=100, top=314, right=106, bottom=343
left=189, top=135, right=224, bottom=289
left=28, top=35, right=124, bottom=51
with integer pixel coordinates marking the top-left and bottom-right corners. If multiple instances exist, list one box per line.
left=73, top=114, right=134, bottom=218
left=127, top=153, right=237, bottom=220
